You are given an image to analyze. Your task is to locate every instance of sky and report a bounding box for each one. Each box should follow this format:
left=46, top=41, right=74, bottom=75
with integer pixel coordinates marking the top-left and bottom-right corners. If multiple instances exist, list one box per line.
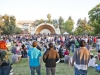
left=0, top=0, right=100, bottom=26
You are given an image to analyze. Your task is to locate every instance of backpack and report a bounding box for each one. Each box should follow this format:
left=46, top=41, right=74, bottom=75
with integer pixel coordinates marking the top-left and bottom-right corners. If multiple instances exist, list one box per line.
left=0, top=50, right=7, bottom=66
left=95, top=65, right=100, bottom=72
left=75, top=41, right=79, bottom=46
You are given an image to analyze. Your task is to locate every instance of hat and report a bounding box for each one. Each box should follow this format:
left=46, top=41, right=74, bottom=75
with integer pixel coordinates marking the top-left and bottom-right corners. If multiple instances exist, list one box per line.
left=90, top=53, right=93, bottom=55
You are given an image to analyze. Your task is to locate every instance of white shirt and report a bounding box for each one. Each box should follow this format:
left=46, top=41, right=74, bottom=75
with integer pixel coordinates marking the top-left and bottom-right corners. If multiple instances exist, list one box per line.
left=12, top=54, right=19, bottom=63
left=84, top=38, right=88, bottom=43
left=75, top=63, right=88, bottom=70
left=88, top=58, right=96, bottom=67
left=96, top=39, right=100, bottom=45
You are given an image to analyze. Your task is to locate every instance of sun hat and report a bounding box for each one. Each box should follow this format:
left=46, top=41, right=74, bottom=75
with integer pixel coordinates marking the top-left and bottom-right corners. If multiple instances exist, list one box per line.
left=90, top=53, right=93, bottom=55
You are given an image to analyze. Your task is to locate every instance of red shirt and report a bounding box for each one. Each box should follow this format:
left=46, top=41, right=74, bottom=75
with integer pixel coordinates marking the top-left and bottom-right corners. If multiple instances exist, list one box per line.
left=94, top=37, right=97, bottom=43
left=64, top=50, right=69, bottom=55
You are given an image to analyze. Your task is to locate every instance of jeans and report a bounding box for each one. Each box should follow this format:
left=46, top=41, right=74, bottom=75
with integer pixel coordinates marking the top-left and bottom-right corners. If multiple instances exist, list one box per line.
left=46, top=67, right=56, bottom=75
left=74, top=67, right=87, bottom=75
left=30, top=65, right=41, bottom=75
left=71, top=44, right=75, bottom=52
left=96, top=44, right=99, bottom=51
left=0, top=65, right=10, bottom=75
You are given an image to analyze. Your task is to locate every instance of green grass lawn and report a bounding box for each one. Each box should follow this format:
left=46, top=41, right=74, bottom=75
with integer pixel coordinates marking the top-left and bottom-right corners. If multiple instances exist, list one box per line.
left=9, top=50, right=100, bottom=75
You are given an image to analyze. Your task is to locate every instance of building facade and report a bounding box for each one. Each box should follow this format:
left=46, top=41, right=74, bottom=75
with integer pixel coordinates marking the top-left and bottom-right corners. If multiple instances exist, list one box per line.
left=16, top=20, right=60, bottom=34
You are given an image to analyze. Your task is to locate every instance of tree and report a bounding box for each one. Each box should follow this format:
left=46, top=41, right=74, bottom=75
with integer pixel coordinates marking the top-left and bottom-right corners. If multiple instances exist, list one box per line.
left=74, top=18, right=94, bottom=35
left=62, top=16, right=74, bottom=34
left=9, top=16, right=16, bottom=34
left=34, top=20, right=39, bottom=26
left=0, top=15, right=4, bottom=27
left=39, top=19, right=44, bottom=24
left=1, top=14, right=16, bottom=35
left=58, top=16, right=64, bottom=31
left=51, top=19, right=58, bottom=28
left=88, top=3, right=100, bottom=34
left=77, top=18, right=81, bottom=26
left=2, top=14, right=10, bottom=34
left=10, top=16, right=16, bottom=26
left=74, top=26, right=83, bottom=35
left=14, top=27, right=22, bottom=34
left=47, top=14, right=51, bottom=23
left=0, top=15, right=4, bottom=35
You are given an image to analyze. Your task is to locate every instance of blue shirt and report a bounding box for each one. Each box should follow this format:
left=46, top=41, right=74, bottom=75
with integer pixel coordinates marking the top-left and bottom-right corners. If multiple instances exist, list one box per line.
left=28, top=47, right=42, bottom=66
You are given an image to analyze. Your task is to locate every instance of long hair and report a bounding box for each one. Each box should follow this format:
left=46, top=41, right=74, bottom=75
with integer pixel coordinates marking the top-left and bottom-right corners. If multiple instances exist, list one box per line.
left=77, top=40, right=90, bottom=62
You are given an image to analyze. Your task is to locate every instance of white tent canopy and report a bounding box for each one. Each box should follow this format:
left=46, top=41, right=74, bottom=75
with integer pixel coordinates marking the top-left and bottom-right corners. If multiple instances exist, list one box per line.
left=63, top=32, right=69, bottom=35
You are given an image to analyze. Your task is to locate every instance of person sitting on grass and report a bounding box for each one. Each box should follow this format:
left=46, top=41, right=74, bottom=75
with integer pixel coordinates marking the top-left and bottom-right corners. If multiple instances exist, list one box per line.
left=16, top=44, right=21, bottom=55
left=21, top=44, right=27, bottom=58
left=97, top=50, right=100, bottom=60
left=88, top=53, right=98, bottom=67
left=11, top=44, right=16, bottom=54
left=64, top=47, right=71, bottom=67
left=58, top=46, right=63, bottom=59
left=12, top=53, right=21, bottom=64
left=57, top=46, right=64, bottom=63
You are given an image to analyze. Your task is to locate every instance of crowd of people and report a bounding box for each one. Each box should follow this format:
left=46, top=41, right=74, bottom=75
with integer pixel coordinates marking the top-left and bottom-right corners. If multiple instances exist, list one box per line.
left=0, top=34, right=100, bottom=75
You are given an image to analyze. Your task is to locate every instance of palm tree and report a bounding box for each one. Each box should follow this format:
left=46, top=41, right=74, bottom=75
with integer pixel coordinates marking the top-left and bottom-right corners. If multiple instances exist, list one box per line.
left=47, top=14, right=51, bottom=23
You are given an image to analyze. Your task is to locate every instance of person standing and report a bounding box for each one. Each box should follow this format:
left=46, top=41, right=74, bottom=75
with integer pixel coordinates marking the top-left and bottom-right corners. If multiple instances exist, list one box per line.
left=72, top=40, right=90, bottom=75
left=96, top=36, right=100, bottom=51
left=28, top=41, right=42, bottom=75
left=70, top=37, right=75, bottom=52
left=43, top=43, right=60, bottom=75
left=0, top=40, right=12, bottom=75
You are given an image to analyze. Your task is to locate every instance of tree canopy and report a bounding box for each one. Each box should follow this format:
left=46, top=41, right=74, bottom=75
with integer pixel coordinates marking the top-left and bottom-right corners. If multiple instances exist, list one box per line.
left=62, top=16, right=74, bottom=34
left=88, top=3, right=100, bottom=34
left=74, top=18, right=94, bottom=35
left=0, top=14, right=22, bottom=35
